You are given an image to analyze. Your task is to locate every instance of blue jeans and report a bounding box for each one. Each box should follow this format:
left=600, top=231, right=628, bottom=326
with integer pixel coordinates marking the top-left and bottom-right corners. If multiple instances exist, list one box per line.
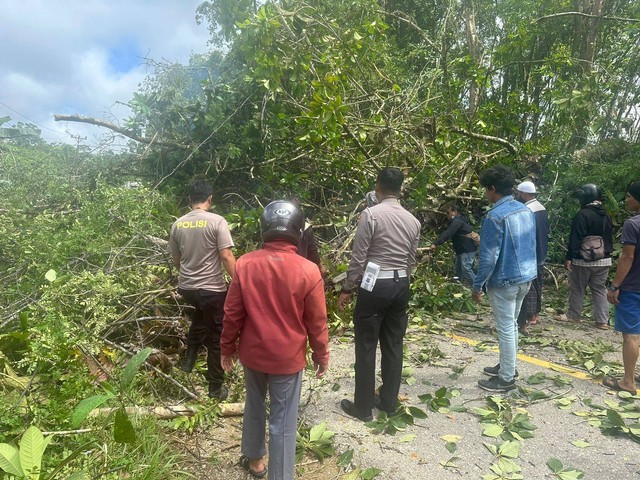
left=486, top=282, right=530, bottom=382
left=455, top=252, right=476, bottom=286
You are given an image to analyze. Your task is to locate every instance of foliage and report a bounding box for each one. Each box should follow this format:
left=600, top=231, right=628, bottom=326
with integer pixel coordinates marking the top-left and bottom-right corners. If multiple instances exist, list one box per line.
left=170, top=402, right=221, bottom=435
left=481, top=440, right=523, bottom=480
left=365, top=405, right=427, bottom=435
left=473, top=396, right=537, bottom=442
left=0, top=426, right=89, bottom=480
left=295, top=422, right=335, bottom=462
left=546, top=458, right=585, bottom=480
left=72, top=348, right=154, bottom=444
left=418, top=386, right=462, bottom=413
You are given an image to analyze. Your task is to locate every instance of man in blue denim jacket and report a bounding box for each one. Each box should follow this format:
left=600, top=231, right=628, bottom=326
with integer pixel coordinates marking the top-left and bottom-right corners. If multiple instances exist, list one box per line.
left=472, top=165, right=537, bottom=392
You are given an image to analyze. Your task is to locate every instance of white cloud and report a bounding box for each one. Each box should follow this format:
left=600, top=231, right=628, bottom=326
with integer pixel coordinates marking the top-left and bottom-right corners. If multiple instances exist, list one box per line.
left=0, top=0, right=211, bottom=147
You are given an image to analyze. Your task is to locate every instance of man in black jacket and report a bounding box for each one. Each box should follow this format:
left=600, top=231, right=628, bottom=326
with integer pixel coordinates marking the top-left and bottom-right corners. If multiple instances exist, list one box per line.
left=431, top=204, right=477, bottom=286
left=560, top=184, right=614, bottom=330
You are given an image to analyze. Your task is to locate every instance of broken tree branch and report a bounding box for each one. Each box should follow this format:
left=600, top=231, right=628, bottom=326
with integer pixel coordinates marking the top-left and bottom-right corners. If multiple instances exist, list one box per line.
left=534, top=12, right=640, bottom=23
left=53, top=114, right=187, bottom=149
left=101, top=337, right=199, bottom=400
left=89, top=403, right=244, bottom=419
left=451, top=127, right=518, bottom=155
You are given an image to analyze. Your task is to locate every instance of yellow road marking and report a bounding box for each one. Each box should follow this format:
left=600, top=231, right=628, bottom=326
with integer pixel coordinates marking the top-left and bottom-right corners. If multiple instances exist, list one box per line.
left=442, top=331, right=640, bottom=393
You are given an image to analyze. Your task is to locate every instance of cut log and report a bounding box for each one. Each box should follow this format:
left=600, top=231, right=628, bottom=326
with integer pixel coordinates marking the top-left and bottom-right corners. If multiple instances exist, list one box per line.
left=89, top=403, right=245, bottom=419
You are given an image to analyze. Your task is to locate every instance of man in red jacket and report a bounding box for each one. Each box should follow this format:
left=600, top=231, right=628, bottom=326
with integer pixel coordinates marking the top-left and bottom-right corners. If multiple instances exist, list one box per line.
left=221, top=200, right=329, bottom=480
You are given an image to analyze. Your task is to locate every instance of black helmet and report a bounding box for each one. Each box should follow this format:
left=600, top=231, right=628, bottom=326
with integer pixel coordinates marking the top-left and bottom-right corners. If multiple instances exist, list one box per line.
left=574, top=184, right=602, bottom=207
left=260, top=200, right=304, bottom=244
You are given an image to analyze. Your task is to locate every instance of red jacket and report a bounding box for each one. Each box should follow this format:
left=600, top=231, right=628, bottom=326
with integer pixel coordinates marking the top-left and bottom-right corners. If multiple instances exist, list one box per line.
left=221, top=240, right=329, bottom=375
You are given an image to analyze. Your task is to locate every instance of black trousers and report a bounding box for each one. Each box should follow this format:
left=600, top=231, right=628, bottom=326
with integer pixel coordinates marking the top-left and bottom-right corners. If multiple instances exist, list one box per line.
left=353, top=277, right=410, bottom=412
left=178, top=288, right=227, bottom=386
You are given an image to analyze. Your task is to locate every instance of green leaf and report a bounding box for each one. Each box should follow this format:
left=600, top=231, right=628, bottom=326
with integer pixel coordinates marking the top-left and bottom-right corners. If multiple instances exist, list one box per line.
left=399, top=434, right=416, bottom=443
left=342, top=468, right=360, bottom=480
left=44, top=269, right=57, bottom=282
left=120, top=347, right=153, bottom=391
left=606, top=409, right=626, bottom=427
left=19, top=426, right=46, bottom=478
left=570, top=440, right=591, bottom=448
left=0, top=443, right=24, bottom=476
left=360, top=467, right=382, bottom=479
left=547, top=458, right=563, bottom=473
left=309, top=423, right=327, bottom=442
left=71, top=394, right=115, bottom=428
left=498, top=441, right=521, bottom=458
left=445, top=442, right=457, bottom=454
left=482, top=424, right=504, bottom=437
left=113, top=408, right=136, bottom=444
left=337, top=449, right=353, bottom=467
left=408, top=406, right=428, bottom=419
left=65, top=473, right=88, bottom=480
left=557, top=470, right=585, bottom=480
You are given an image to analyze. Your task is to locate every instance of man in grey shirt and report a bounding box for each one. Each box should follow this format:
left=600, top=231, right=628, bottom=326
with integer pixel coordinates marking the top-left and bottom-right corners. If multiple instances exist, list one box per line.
left=338, top=167, right=421, bottom=421
left=169, top=180, right=236, bottom=399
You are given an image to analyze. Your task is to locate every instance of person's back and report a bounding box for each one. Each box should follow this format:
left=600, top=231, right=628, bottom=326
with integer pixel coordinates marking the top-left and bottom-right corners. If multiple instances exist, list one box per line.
left=168, top=180, right=236, bottom=400
left=171, top=209, right=232, bottom=291
left=223, top=240, right=328, bottom=374
left=220, top=200, right=328, bottom=480
left=480, top=196, right=537, bottom=288
left=350, top=200, right=420, bottom=274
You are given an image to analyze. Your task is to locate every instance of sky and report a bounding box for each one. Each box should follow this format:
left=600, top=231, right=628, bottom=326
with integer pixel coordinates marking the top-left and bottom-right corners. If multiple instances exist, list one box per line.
left=0, top=0, right=212, bottom=149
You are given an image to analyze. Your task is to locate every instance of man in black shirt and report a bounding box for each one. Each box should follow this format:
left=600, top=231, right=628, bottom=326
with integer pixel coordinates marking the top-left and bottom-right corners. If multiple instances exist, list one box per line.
left=431, top=204, right=477, bottom=286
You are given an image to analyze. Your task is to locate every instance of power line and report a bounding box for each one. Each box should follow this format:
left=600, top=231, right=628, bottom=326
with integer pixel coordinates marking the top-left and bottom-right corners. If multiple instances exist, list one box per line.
left=0, top=100, right=71, bottom=137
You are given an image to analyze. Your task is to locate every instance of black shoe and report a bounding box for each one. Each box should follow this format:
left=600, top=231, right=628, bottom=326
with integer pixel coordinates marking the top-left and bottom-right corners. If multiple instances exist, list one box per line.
left=374, top=394, right=396, bottom=415
left=483, top=364, right=518, bottom=378
left=179, top=345, right=199, bottom=373
left=208, top=384, right=229, bottom=401
left=478, top=376, right=516, bottom=393
left=340, top=399, right=373, bottom=422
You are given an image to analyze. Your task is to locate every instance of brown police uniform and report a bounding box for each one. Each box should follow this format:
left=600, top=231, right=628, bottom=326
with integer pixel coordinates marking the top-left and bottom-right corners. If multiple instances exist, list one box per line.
left=344, top=198, right=420, bottom=413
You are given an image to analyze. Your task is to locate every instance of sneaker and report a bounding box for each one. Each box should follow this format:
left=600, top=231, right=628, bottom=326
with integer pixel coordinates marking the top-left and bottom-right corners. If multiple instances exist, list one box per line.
left=478, top=376, right=516, bottom=393
left=208, top=384, right=229, bottom=401
left=483, top=364, right=518, bottom=378
left=340, top=399, right=373, bottom=422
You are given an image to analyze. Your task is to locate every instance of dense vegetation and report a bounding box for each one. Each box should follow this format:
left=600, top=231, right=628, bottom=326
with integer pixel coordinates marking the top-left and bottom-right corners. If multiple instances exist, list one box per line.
left=2, top=0, right=640, bottom=478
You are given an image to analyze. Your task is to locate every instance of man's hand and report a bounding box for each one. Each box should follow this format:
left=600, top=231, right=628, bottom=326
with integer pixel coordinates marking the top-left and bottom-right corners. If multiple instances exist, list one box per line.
left=607, top=289, right=620, bottom=305
left=472, top=291, right=483, bottom=303
left=564, top=260, right=572, bottom=272
left=338, top=292, right=352, bottom=310
left=314, top=362, right=328, bottom=379
left=221, top=354, right=236, bottom=373
left=429, top=244, right=437, bottom=251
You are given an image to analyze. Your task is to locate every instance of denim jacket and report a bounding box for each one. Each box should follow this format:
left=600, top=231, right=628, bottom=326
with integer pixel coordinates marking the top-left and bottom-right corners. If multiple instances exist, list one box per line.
left=472, top=195, right=537, bottom=292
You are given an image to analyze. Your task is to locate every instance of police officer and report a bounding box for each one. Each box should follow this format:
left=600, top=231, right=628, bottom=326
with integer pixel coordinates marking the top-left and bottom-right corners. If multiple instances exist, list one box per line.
left=338, top=167, right=421, bottom=421
left=169, top=180, right=236, bottom=400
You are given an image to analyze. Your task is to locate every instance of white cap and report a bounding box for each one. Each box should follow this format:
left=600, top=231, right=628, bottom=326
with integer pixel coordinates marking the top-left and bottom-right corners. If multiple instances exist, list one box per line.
left=516, top=181, right=537, bottom=194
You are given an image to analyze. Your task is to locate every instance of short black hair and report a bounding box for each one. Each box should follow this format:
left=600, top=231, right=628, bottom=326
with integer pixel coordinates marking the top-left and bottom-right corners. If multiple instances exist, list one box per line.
left=377, top=167, right=404, bottom=194
left=447, top=203, right=461, bottom=213
left=479, top=165, right=515, bottom=196
left=188, top=180, right=213, bottom=204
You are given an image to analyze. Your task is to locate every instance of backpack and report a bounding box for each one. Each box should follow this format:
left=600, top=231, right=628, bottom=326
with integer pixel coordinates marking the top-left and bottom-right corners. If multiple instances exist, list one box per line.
left=578, top=215, right=607, bottom=262
left=579, top=236, right=605, bottom=261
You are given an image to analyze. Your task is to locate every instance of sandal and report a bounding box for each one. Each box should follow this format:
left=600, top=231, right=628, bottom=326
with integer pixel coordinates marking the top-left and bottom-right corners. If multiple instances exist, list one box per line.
left=602, top=376, right=636, bottom=394
left=594, top=323, right=609, bottom=330
left=240, top=455, right=268, bottom=479
left=556, top=314, right=580, bottom=323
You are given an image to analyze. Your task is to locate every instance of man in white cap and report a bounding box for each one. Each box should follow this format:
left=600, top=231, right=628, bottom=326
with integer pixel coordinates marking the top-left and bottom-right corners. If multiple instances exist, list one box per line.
left=514, top=180, right=549, bottom=334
